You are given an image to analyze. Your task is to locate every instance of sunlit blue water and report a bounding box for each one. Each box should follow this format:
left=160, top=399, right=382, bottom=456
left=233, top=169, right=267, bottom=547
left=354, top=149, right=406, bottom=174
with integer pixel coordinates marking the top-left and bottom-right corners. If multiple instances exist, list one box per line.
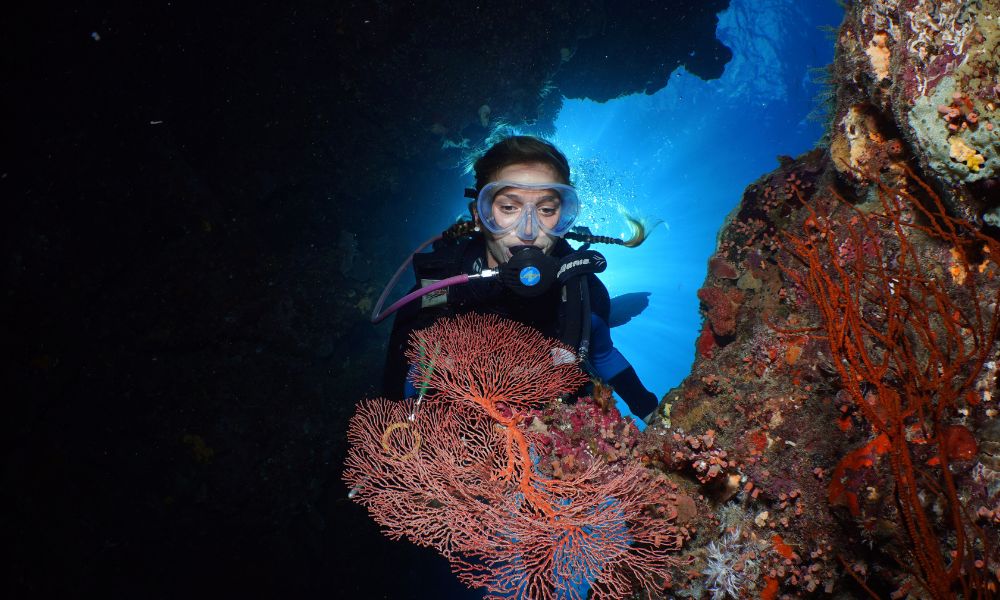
left=393, top=0, right=844, bottom=426
left=551, top=0, right=843, bottom=422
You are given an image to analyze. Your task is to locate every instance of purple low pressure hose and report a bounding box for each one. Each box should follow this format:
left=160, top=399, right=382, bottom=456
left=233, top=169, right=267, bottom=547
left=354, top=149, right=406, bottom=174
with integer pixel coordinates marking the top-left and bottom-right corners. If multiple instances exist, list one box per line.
left=370, top=234, right=440, bottom=324
left=370, top=274, right=473, bottom=324
left=370, top=233, right=497, bottom=324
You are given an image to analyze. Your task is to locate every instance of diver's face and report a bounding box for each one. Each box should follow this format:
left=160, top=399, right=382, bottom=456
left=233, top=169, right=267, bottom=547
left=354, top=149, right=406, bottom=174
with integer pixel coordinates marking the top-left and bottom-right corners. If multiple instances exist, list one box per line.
left=483, top=162, right=564, bottom=268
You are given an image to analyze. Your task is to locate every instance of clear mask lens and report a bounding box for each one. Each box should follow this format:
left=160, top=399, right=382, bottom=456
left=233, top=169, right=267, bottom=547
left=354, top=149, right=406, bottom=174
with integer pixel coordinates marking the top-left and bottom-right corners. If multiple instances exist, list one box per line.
left=477, top=181, right=579, bottom=238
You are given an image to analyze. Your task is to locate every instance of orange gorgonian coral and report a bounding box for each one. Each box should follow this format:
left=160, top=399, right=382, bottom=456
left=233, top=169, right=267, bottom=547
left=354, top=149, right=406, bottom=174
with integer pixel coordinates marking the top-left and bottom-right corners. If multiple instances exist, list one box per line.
left=779, top=169, right=999, bottom=598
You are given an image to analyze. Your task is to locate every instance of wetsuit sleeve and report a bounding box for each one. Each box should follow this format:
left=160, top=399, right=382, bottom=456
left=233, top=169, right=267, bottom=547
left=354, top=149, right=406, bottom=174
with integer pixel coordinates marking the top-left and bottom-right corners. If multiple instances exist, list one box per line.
left=587, top=273, right=611, bottom=324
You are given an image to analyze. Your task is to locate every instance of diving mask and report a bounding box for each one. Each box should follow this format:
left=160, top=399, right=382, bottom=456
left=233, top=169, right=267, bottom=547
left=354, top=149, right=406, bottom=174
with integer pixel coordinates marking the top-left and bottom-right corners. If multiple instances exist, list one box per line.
left=477, top=181, right=580, bottom=240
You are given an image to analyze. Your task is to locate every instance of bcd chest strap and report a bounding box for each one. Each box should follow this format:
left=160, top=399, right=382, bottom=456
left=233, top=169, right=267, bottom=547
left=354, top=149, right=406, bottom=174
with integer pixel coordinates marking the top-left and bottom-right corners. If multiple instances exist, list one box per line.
left=556, top=250, right=607, bottom=367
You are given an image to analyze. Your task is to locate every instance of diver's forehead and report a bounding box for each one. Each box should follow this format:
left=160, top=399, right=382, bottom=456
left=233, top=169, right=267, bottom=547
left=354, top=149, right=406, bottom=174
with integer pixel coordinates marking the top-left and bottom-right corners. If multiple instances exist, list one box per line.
left=494, top=162, right=561, bottom=185
left=495, top=187, right=561, bottom=202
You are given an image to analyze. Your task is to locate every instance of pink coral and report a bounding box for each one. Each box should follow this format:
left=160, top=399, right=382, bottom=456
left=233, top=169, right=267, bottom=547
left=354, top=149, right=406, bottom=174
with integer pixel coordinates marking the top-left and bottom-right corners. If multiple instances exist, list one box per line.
left=696, top=324, right=718, bottom=358
left=937, top=93, right=979, bottom=131
left=697, top=286, right=744, bottom=337
left=709, top=256, right=739, bottom=280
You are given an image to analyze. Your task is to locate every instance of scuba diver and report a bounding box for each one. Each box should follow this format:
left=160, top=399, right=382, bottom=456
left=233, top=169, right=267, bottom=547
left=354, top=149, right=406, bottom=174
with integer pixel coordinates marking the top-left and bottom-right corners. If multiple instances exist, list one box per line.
left=374, top=135, right=660, bottom=423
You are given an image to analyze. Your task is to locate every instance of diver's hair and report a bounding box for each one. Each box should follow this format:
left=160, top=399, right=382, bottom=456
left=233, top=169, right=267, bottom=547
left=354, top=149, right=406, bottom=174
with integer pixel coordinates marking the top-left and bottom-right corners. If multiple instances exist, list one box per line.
left=565, top=213, right=653, bottom=248
left=473, top=136, right=571, bottom=191
left=443, top=225, right=649, bottom=247
left=443, top=220, right=478, bottom=240
left=441, top=201, right=480, bottom=240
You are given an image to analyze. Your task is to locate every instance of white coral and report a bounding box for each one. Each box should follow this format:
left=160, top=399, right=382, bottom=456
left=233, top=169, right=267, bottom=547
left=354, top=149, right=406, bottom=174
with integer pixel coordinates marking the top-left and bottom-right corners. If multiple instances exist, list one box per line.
left=703, top=529, right=752, bottom=600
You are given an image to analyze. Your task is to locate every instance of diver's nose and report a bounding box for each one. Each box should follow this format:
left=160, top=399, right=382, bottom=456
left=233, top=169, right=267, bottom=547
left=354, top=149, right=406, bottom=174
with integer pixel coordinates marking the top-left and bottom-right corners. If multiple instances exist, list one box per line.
left=516, top=206, right=538, bottom=241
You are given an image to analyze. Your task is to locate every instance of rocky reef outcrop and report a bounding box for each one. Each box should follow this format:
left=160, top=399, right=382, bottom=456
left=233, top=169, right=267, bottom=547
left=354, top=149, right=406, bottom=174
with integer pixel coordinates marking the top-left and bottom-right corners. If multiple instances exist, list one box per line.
left=640, top=1, right=1000, bottom=597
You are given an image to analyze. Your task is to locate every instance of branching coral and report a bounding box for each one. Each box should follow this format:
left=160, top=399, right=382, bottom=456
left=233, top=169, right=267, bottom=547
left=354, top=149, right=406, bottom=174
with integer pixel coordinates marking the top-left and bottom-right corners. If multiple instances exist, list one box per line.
left=778, top=168, right=1000, bottom=598
left=344, top=314, right=688, bottom=599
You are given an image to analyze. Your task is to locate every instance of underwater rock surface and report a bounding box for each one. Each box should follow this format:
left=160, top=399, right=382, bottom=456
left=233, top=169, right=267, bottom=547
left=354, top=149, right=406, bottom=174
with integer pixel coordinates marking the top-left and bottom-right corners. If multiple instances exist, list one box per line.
left=649, top=1, right=1000, bottom=597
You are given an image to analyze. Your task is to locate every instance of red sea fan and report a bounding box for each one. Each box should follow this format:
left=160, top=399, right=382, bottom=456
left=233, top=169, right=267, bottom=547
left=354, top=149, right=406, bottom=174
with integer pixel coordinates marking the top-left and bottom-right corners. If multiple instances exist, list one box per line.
left=344, top=314, right=686, bottom=599
left=405, top=313, right=589, bottom=414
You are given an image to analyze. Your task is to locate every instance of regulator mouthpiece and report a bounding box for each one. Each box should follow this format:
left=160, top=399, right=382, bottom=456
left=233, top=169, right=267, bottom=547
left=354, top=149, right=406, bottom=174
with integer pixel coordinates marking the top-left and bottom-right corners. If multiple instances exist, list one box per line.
left=500, top=246, right=557, bottom=297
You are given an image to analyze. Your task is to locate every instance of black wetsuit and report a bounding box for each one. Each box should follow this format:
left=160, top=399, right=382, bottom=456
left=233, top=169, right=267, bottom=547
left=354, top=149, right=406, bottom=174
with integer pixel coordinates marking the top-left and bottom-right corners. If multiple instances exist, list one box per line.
left=381, top=234, right=658, bottom=418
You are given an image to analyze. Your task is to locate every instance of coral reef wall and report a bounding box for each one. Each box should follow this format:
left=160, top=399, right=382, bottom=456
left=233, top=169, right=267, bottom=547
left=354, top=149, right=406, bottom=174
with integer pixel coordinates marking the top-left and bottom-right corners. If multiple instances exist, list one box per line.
left=831, top=0, right=1000, bottom=214
left=653, top=1, right=1000, bottom=597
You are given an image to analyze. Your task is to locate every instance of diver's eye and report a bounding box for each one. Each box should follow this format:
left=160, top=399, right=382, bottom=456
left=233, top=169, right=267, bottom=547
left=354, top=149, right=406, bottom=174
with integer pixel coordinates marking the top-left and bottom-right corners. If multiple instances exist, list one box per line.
left=538, top=206, right=559, bottom=217
left=496, top=203, right=520, bottom=214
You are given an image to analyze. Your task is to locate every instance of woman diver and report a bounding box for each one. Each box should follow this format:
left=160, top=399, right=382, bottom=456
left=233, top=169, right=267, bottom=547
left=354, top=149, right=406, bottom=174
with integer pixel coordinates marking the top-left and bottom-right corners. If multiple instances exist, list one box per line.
left=376, top=135, right=660, bottom=423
